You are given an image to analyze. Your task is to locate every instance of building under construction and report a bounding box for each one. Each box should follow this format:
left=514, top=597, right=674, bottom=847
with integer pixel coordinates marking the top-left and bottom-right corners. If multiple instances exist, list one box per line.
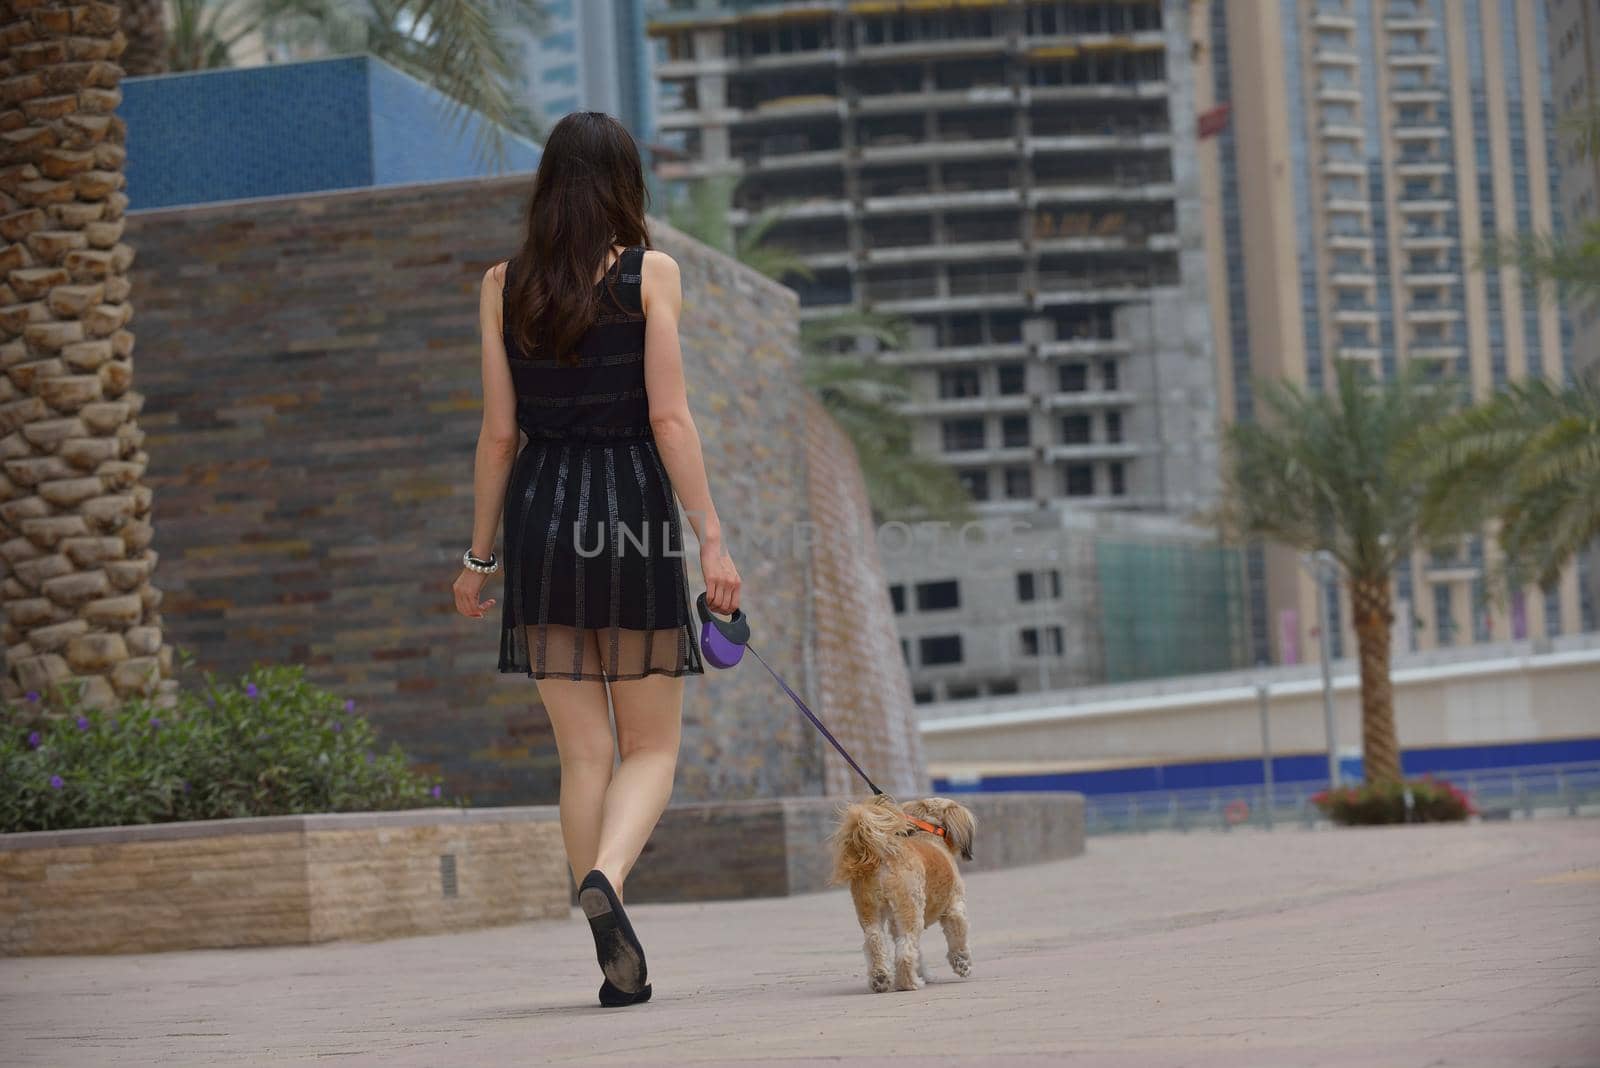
left=647, top=0, right=1235, bottom=698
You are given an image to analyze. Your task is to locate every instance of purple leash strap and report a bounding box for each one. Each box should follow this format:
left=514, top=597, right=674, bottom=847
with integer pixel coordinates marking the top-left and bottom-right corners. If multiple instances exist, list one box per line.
left=745, top=643, right=884, bottom=797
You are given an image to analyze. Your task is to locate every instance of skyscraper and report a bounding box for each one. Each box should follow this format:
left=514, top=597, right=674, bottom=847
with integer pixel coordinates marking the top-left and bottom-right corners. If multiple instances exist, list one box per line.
left=1546, top=0, right=1599, bottom=378
left=509, top=0, right=655, bottom=141
left=1197, top=0, right=1588, bottom=662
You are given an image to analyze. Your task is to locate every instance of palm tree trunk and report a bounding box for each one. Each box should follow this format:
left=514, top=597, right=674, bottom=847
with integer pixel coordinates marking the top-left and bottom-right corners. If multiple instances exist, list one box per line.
left=0, top=0, right=174, bottom=712
left=120, top=0, right=172, bottom=77
left=1349, top=573, right=1401, bottom=785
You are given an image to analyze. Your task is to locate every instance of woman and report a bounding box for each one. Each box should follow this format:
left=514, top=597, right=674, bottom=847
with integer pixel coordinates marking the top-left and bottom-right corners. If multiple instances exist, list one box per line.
left=451, top=111, right=741, bottom=1008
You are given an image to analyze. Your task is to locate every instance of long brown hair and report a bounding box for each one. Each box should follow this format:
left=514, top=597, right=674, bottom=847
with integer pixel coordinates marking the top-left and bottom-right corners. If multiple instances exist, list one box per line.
left=507, top=111, right=651, bottom=367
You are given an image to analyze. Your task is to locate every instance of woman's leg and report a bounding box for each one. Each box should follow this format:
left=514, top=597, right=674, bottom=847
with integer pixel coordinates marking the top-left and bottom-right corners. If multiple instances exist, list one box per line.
left=591, top=671, right=684, bottom=897
left=534, top=637, right=616, bottom=885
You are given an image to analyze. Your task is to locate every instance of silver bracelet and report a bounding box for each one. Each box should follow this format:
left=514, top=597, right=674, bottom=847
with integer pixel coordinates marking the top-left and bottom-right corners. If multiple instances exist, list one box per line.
left=462, top=547, right=500, bottom=574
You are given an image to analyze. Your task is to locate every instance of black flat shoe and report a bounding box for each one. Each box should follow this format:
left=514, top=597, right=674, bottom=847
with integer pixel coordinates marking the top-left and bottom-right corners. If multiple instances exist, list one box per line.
left=577, top=869, right=647, bottom=994
left=598, top=977, right=653, bottom=1007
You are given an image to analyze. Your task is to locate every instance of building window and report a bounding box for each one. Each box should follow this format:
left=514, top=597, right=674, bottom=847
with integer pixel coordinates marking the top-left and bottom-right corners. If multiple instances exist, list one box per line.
left=946, top=683, right=980, bottom=701
left=1020, top=626, right=1063, bottom=657
left=1433, top=584, right=1456, bottom=647
left=1016, top=569, right=1061, bottom=601
left=912, top=687, right=934, bottom=704
left=1105, top=411, right=1123, bottom=443
left=1058, top=362, right=1088, bottom=392
left=1060, top=414, right=1091, bottom=444
left=919, top=634, right=964, bottom=665
left=997, top=362, right=1027, bottom=394
left=889, top=583, right=905, bottom=613
left=938, top=368, right=982, bottom=398
left=1001, top=415, right=1031, bottom=447
left=540, top=29, right=576, bottom=51
left=1102, top=359, right=1119, bottom=390
left=900, top=638, right=910, bottom=664
left=1109, top=461, right=1126, bottom=496
left=1004, top=466, right=1033, bottom=499
left=988, top=677, right=1019, bottom=696
left=915, top=579, right=960, bottom=612
left=958, top=468, right=990, bottom=500
left=1063, top=463, right=1093, bottom=496
left=541, top=63, right=578, bottom=86
left=942, top=418, right=986, bottom=452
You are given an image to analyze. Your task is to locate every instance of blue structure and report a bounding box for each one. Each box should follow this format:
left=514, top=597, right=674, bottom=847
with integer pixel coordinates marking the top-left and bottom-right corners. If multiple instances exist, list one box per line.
left=121, top=55, right=541, bottom=211
left=933, top=736, right=1600, bottom=797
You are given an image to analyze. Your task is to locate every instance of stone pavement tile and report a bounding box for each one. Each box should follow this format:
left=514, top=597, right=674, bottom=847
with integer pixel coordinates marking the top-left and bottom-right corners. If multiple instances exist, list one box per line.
left=2, top=821, right=1597, bottom=1066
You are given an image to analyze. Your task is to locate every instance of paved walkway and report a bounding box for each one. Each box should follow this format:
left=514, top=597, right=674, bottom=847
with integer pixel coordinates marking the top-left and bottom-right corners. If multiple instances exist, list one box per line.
left=3, top=820, right=1596, bottom=1067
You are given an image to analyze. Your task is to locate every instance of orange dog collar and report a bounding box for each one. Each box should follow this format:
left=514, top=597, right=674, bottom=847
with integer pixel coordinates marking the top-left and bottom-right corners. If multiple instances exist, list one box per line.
left=904, top=815, right=946, bottom=838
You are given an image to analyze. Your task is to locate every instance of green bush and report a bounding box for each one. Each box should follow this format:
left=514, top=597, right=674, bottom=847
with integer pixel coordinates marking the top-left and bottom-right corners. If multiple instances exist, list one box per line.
left=1312, top=776, right=1475, bottom=826
left=3, top=664, right=451, bottom=834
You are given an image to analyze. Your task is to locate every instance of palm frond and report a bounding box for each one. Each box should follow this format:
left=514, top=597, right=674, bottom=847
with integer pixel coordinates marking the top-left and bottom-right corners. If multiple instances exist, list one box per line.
left=1416, top=375, right=1600, bottom=591
left=1221, top=359, right=1468, bottom=582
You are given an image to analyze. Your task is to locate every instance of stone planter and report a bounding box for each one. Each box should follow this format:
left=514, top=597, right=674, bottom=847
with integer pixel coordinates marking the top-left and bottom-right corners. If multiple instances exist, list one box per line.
left=0, top=807, right=570, bottom=957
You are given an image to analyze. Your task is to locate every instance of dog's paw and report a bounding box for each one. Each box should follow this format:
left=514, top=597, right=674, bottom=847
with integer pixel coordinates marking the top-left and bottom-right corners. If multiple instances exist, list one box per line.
left=949, top=951, right=971, bottom=978
left=894, top=963, right=924, bottom=991
left=869, top=968, right=893, bottom=993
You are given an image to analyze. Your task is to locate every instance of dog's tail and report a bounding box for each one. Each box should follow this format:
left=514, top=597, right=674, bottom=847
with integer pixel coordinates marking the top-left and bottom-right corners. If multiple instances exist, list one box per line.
left=829, top=793, right=908, bottom=885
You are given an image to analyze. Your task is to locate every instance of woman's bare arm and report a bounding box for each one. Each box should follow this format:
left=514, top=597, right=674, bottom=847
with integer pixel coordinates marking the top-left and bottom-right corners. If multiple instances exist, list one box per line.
left=469, top=262, right=520, bottom=560
left=640, top=249, right=741, bottom=613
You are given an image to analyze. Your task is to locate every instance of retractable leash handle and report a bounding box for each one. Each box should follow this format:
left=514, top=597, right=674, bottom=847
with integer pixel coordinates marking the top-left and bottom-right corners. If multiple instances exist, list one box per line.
left=696, top=591, right=886, bottom=798
left=696, top=591, right=750, bottom=669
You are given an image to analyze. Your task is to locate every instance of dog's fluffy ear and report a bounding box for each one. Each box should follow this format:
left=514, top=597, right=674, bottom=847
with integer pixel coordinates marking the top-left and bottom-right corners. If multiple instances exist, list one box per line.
left=940, top=801, right=976, bottom=862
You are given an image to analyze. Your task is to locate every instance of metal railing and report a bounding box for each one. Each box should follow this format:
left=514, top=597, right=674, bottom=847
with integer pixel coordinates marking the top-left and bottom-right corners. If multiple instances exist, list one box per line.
left=1081, top=761, right=1600, bottom=835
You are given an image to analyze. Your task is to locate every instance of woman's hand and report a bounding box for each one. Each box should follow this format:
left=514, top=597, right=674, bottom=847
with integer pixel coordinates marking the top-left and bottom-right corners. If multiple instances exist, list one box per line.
left=453, top=567, right=497, bottom=619
left=701, top=535, right=741, bottom=615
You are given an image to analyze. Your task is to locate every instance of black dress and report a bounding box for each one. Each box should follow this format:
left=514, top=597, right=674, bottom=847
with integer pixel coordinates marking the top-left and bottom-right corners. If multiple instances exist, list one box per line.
left=497, top=245, right=704, bottom=681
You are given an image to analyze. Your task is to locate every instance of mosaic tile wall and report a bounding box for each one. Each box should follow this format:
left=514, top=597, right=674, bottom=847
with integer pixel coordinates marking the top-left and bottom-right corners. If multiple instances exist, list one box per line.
left=121, top=56, right=541, bottom=212
left=124, top=176, right=925, bottom=805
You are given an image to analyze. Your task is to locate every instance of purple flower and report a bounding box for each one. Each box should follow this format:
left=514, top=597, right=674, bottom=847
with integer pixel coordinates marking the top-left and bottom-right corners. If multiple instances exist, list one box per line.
left=149, top=717, right=161, bottom=730
left=26, top=731, right=41, bottom=749
left=24, top=691, right=39, bottom=703
left=49, top=774, right=63, bottom=790
left=365, top=751, right=375, bottom=764
left=75, top=716, right=90, bottom=732
left=332, top=721, right=342, bottom=733
left=245, top=682, right=259, bottom=699
left=182, top=781, right=191, bottom=793
left=344, top=698, right=355, bottom=714
left=206, top=694, right=216, bottom=707
left=430, top=784, right=442, bottom=799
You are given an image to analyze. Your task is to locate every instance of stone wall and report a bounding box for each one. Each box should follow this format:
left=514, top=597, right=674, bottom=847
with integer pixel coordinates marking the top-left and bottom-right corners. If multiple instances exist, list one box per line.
left=802, top=395, right=925, bottom=798
left=623, top=791, right=1085, bottom=904
left=0, top=807, right=569, bottom=956
left=119, top=174, right=924, bottom=805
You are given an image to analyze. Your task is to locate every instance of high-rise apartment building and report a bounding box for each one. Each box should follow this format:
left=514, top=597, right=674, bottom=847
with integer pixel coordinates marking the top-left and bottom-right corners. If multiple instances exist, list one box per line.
left=645, top=0, right=1235, bottom=697
left=511, top=0, right=656, bottom=140
left=1196, top=0, right=1589, bottom=663
left=1547, top=0, right=1600, bottom=377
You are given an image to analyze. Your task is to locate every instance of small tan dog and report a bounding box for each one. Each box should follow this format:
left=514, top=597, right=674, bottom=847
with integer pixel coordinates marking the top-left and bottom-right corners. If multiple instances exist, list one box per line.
left=829, top=793, right=976, bottom=993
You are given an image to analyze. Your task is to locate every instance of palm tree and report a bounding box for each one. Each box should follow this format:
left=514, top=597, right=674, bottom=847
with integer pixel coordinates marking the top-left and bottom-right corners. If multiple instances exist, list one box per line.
left=128, top=0, right=548, bottom=169
left=667, top=176, right=971, bottom=521
left=1414, top=376, right=1600, bottom=593
left=122, top=0, right=172, bottom=74
left=1, top=1, right=174, bottom=711
left=1220, top=360, right=1466, bottom=786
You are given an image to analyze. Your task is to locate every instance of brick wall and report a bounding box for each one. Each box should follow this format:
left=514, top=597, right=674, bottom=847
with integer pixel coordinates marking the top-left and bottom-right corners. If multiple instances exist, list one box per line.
left=121, top=175, right=923, bottom=805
